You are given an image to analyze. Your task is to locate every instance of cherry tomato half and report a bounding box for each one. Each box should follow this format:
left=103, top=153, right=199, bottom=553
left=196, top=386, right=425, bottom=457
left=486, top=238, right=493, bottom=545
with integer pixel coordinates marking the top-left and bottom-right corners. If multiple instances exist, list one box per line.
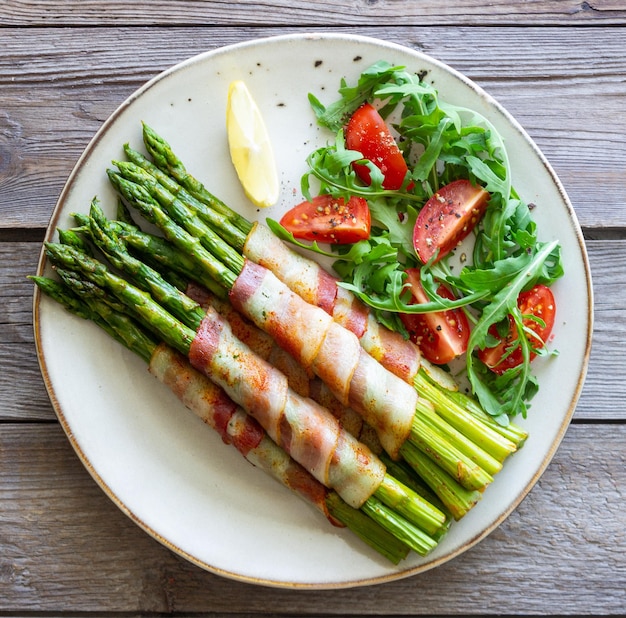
left=279, top=194, right=371, bottom=244
left=478, top=284, right=557, bottom=374
left=399, top=268, right=471, bottom=365
left=345, top=103, right=412, bottom=191
left=413, top=179, right=490, bottom=264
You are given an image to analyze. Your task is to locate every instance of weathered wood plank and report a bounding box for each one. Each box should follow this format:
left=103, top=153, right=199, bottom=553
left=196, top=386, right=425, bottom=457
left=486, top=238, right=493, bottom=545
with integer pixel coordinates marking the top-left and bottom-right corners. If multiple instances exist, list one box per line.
left=0, top=422, right=624, bottom=613
left=0, top=26, right=624, bottom=231
left=0, top=238, right=616, bottom=421
left=1, top=0, right=624, bottom=26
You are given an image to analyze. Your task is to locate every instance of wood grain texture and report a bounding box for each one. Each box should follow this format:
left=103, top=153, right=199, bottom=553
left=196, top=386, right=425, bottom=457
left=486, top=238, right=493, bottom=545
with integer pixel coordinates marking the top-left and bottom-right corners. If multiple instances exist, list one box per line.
left=0, top=238, right=607, bottom=422
left=1, top=422, right=624, bottom=613
left=0, top=26, right=625, bottom=232
left=2, top=6, right=625, bottom=613
left=1, top=0, right=625, bottom=26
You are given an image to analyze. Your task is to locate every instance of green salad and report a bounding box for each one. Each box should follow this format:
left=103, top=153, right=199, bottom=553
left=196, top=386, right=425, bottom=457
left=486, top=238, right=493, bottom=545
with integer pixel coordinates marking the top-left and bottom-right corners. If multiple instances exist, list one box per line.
left=268, top=60, right=564, bottom=425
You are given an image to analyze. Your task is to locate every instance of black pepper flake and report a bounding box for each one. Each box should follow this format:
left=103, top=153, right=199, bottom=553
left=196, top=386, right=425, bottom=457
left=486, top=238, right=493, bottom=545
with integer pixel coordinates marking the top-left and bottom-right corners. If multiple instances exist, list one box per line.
left=315, top=60, right=323, bottom=67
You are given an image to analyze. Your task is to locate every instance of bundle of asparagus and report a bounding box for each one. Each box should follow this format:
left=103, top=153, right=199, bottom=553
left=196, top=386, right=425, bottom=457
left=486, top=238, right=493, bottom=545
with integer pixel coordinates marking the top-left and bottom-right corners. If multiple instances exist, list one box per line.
left=72, top=203, right=495, bottom=522
left=103, top=125, right=527, bottom=517
left=33, top=122, right=529, bottom=564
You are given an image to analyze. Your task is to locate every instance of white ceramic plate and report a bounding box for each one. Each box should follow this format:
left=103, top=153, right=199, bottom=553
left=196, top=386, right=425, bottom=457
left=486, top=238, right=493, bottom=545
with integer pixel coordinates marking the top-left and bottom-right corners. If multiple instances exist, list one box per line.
left=33, top=33, right=593, bottom=588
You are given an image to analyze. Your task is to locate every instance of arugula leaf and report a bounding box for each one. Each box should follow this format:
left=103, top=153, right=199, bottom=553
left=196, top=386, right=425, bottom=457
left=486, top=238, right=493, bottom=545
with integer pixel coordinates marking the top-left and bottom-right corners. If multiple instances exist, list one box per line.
left=465, top=240, right=560, bottom=417
left=265, top=218, right=341, bottom=259
left=367, top=199, right=417, bottom=256
left=411, top=118, right=453, bottom=183
left=468, top=241, right=559, bottom=347
left=310, top=61, right=405, bottom=132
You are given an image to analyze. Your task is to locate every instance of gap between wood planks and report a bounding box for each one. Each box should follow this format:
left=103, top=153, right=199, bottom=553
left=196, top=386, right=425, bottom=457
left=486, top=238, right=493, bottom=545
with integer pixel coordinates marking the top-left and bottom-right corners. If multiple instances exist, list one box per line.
left=1, top=226, right=625, bottom=243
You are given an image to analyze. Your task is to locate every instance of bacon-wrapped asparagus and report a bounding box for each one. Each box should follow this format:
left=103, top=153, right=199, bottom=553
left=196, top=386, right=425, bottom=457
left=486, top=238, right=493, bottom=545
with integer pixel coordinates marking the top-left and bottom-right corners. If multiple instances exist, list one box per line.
left=185, top=281, right=381, bottom=452
left=42, top=239, right=452, bottom=554
left=107, top=169, right=498, bottom=498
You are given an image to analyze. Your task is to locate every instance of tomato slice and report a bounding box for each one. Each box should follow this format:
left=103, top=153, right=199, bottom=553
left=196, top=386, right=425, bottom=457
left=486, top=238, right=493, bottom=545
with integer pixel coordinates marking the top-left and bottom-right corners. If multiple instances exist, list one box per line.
left=399, top=268, right=471, bottom=365
left=279, top=194, right=371, bottom=244
left=478, top=284, right=557, bottom=374
left=345, top=102, right=412, bottom=191
left=413, top=179, right=490, bottom=263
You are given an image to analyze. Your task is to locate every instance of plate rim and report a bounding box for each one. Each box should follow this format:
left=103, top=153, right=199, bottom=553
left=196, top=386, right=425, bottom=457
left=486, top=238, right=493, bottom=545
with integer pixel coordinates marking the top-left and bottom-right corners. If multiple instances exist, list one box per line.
left=32, top=31, right=594, bottom=589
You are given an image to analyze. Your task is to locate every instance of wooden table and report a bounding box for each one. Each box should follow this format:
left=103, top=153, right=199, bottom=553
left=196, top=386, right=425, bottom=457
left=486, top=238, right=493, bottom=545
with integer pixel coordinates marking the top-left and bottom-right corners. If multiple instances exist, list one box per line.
left=2, top=2, right=625, bottom=614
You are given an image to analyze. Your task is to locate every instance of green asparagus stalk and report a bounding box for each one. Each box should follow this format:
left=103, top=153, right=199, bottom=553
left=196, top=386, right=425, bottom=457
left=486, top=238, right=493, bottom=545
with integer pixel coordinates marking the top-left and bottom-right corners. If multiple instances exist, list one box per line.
left=108, top=171, right=239, bottom=291
left=112, top=161, right=245, bottom=273
left=399, top=441, right=481, bottom=521
left=414, top=370, right=517, bottom=462
left=57, top=227, right=94, bottom=256
left=32, top=274, right=157, bottom=363
left=379, top=454, right=451, bottom=516
left=97, top=206, right=204, bottom=327
left=74, top=205, right=228, bottom=301
left=445, top=389, right=529, bottom=449
left=324, top=492, right=411, bottom=562
left=122, top=145, right=248, bottom=250
left=43, top=240, right=447, bottom=555
left=32, top=273, right=411, bottom=564
left=87, top=198, right=206, bottom=330
left=46, top=242, right=196, bottom=354
left=141, top=122, right=253, bottom=234
left=412, top=401, right=501, bottom=480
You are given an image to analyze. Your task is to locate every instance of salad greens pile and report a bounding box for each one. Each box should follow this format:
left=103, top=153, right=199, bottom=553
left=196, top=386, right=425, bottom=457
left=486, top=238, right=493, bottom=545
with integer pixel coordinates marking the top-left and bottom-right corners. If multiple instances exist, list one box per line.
left=268, top=61, right=563, bottom=425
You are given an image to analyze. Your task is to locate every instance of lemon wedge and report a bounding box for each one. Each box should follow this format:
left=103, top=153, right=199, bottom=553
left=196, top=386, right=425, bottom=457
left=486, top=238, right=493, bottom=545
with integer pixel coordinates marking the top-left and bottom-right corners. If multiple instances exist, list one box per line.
left=226, top=80, right=279, bottom=208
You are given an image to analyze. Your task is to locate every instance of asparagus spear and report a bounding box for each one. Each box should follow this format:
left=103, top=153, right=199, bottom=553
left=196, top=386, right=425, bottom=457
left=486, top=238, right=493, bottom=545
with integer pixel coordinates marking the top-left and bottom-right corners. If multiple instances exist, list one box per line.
left=141, top=122, right=253, bottom=235
left=122, top=144, right=248, bottom=251
left=74, top=204, right=229, bottom=301
left=399, top=442, right=481, bottom=522
left=31, top=274, right=411, bottom=564
left=89, top=198, right=207, bottom=329
left=43, top=240, right=448, bottom=555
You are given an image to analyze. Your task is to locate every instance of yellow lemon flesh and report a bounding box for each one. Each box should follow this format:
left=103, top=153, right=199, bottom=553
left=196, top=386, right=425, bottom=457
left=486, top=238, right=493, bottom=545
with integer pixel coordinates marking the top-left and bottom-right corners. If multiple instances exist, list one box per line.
left=226, top=80, right=279, bottom=208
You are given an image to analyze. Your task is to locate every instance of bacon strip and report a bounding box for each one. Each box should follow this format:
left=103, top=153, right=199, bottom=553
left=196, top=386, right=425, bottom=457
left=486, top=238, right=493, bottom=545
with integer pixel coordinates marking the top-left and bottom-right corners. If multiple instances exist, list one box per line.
left=229, top=259, right=333, bottom=369
left=186, top=281, right=378, bottom=452
left=244, top=223, right=421, bottom=382
left=147, top=343, right=338, bottom=524
left=188, top=306, right=386, bottom=509
left=229, top=259, right=418, bottom=459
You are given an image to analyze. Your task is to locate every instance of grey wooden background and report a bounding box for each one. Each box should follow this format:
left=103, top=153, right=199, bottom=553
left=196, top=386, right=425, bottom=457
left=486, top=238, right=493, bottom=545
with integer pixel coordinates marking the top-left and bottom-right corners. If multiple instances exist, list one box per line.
left=1, top=1, right=625, bottom=614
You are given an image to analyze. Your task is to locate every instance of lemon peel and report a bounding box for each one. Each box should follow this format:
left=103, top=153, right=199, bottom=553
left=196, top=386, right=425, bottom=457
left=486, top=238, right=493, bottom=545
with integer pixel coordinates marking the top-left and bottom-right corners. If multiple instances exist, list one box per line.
left=226, top=80, right=279, bottom=208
